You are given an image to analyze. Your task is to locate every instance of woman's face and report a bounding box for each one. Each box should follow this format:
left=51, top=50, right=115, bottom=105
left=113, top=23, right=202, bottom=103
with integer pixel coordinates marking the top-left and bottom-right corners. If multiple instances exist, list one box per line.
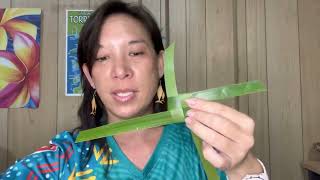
left=83, top=14, right=164, bottom=122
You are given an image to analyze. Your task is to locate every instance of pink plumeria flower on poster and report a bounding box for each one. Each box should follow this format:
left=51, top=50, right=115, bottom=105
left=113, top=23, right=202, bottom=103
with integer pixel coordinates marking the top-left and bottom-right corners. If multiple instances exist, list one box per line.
left=0, top=31, right=40, bottom=108
left=0, top=8, right=41, bottom=50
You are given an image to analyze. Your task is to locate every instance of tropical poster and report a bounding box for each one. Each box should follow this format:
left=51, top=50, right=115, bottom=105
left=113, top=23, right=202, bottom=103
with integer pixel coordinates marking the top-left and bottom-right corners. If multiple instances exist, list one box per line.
left=66, top=10, right=92, bottom=96
left=0, top=8, right=41, bottom=108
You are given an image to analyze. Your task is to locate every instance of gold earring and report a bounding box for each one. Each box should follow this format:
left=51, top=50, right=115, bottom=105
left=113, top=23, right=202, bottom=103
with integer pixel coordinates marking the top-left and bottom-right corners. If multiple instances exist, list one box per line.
left=90, top=90, right=97, bottom=116
left=155, top=82, right=165, bottom=104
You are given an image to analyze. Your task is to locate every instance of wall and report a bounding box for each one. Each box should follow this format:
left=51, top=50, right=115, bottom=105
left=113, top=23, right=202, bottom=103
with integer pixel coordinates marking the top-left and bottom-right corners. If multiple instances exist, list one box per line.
left=1, top=0, right=320, bottom=179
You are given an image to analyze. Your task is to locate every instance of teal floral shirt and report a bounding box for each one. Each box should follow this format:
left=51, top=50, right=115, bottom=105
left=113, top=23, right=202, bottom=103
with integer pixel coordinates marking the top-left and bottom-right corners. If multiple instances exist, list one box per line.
left=0, top=123, right=226, bottom=179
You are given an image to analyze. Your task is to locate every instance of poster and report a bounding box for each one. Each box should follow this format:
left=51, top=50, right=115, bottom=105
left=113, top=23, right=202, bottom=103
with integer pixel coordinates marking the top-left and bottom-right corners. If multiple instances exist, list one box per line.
left=65, top=10, right=92, bottom=96
left=0, top=8, right=41, bottom=108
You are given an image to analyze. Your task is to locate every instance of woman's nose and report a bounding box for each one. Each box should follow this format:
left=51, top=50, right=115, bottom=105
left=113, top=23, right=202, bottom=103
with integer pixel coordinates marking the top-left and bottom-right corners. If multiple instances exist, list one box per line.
left=111, top=57, right=133, bottom=79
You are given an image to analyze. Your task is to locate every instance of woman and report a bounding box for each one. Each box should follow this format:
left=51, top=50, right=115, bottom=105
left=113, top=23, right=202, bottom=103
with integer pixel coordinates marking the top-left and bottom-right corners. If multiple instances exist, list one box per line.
left=0, top=1, right=267, bottom=179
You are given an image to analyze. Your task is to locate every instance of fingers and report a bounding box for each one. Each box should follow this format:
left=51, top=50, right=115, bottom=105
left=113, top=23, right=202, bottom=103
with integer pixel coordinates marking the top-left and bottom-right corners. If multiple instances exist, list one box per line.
left=185, top=98, right=256, bottom=170
left=186, top=98, right=255, bottom=133
left=186, top=109, right=248, bottom=142
left=186, top=116, right=254, bottom=169
left=186, top=117, right=237, bottom=160
left=202, top=141, right=232, bottom=171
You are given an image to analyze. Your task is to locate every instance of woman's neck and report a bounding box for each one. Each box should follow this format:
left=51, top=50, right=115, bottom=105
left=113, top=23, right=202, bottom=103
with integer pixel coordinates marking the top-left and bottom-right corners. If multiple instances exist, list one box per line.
left=114, top=126, right=163, bottom=145
left=113, top=126, right=164, bottom=170
left=106, top=104, right=154, bottom=124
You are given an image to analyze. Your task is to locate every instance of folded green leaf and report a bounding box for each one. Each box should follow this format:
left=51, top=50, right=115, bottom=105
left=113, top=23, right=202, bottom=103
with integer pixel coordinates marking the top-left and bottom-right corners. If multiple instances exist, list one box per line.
left=75, top=81, right=266, bottom=143
left=179, top=80, right=266, bottom=109
left=164, top=43, right=178, bottom=98
left=76, top=109, right=184, bottom=142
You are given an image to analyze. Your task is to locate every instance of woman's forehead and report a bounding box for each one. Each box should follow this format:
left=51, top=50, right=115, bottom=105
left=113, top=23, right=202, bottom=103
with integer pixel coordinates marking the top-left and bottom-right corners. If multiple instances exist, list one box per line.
left=98, top=14, right=153, bottom=48
left=98, top=39, right=147, bottom=48
left=102, top=13, right=146, bottom=32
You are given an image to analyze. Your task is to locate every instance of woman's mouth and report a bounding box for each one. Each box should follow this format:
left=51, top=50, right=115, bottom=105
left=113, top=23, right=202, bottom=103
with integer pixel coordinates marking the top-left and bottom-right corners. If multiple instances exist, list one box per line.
left=112, top=90, right=136, bottom=103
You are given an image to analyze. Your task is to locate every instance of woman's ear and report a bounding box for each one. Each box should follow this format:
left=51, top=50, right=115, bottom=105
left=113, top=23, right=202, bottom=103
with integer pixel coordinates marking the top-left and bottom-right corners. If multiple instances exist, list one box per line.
left=157, top=50, right=164, bottom=78
left=82, top=63, right=96, bottom=89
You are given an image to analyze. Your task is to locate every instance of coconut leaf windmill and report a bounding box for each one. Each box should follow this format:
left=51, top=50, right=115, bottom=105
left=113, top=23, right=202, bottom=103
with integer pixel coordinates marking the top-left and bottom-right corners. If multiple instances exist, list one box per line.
left=76, top=43, right=266, bottom=180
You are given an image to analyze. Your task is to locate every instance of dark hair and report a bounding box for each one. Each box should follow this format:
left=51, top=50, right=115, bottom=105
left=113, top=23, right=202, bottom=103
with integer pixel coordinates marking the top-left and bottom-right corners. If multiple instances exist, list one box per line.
left=76, top=0, right=167, bottom=165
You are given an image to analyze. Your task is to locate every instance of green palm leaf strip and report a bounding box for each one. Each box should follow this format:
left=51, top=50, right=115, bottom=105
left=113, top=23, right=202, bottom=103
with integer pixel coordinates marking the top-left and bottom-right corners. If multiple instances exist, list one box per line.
left=76, top=43, right=266, bottom=180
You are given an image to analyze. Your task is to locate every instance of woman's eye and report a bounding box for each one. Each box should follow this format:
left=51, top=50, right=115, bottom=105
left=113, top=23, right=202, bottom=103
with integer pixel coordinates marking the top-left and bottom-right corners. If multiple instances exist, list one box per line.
left=96, top=56, right=109, bottom=62
left=129, top=51, right=144, bottom=56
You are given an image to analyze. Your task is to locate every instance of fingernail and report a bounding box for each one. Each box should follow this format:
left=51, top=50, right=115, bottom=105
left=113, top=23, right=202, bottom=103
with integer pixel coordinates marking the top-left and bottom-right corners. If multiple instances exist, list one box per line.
left=185, top=98, right=197, bottom=107
left=187, top=110, right=194, bottom=117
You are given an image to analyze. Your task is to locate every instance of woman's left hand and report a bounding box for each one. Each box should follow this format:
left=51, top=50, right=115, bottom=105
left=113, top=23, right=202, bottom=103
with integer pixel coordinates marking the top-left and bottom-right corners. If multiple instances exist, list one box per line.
left=185, top=98, right=263, bottom=179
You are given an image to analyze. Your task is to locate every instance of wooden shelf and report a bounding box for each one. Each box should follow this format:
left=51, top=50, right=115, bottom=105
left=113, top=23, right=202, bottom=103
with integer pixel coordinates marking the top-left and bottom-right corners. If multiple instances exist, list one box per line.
left=303, top=161, right=320, bottom=175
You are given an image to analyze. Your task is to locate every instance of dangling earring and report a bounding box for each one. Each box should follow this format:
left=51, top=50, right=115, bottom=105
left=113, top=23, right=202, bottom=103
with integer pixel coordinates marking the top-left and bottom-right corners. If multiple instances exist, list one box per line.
left=155, top=81, right=165, bottom=104
left=90, top=90, right=97, bottom=116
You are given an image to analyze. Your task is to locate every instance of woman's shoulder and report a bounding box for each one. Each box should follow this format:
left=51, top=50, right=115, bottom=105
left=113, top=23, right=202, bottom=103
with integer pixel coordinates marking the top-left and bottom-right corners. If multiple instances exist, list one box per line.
left=0, top=131, right=91, bottom=179
left=50, top=130, right=81, bottom=147
left=38, top=130, right=88, bottom=153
